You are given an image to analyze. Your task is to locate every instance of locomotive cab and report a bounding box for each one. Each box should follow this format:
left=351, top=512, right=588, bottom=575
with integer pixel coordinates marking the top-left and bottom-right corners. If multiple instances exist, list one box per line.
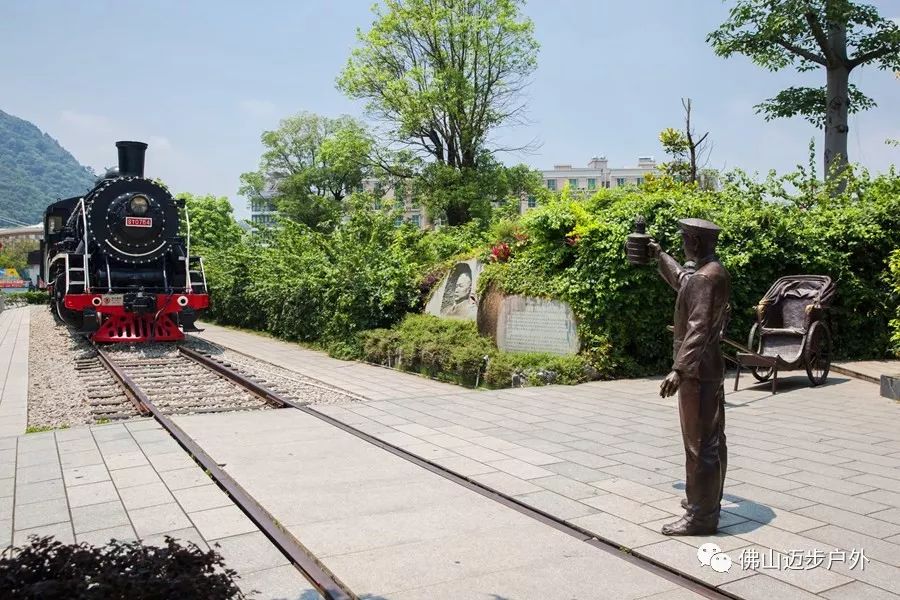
left=43, top=141, right=209, bottom=343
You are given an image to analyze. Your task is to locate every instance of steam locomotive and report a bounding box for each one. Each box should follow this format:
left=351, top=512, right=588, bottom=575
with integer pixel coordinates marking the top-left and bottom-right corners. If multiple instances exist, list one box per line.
left=41, top=141, right=208, bottom=342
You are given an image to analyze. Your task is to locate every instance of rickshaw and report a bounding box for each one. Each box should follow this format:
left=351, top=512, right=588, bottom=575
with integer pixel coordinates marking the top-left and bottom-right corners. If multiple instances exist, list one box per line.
left=731, top=275, right=836, bottom=394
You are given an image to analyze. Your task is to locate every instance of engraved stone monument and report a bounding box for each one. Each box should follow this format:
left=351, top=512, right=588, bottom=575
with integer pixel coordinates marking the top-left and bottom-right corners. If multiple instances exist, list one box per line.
left=424, top=259, right=484, bottom=320
left=478, top=287, right=579, bottom=355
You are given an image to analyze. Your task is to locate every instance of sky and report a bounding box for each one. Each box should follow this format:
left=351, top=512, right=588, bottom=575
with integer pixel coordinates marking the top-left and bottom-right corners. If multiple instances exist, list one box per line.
left=1, top=1, right=898, bottom=220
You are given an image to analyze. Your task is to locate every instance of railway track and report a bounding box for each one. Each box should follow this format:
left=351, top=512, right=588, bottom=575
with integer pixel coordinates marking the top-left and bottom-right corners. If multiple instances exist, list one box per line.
left=94, top=343, right=736, bottom=600
left=93, top=344, right=356, bottom=600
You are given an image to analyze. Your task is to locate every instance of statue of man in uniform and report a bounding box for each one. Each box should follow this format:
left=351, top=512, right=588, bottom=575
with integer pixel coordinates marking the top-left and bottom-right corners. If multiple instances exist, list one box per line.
left=648, top=218, right=730, bottom=536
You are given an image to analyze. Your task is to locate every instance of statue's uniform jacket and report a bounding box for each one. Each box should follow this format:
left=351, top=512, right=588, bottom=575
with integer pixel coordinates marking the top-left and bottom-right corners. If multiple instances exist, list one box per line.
left=659, top=252, right=731, bottom=523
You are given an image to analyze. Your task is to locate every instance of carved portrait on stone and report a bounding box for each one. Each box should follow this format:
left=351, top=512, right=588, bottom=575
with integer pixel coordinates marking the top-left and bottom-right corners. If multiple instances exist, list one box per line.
left=440, top=263, right=477, bottom=319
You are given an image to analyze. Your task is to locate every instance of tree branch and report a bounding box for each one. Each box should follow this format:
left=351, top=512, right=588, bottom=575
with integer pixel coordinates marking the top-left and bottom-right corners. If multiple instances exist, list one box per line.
left=849, top=46, right=895, bottom=69
left=804, top=10, right=837, bottom=64
left=775, top=37, right=827, bottom=65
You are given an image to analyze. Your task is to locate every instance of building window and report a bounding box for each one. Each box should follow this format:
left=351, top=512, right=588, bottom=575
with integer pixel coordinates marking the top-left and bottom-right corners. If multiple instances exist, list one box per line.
left=568, top=178, right=578, bottom=188
left=546, top=179, right=556, bottom=190
left=616, top=177, right=626, bottom=187
left=411, top=214, right=421, bottom=227
left=527, top=196, right=537, bottom=209
left=394, top=216, right=404, bottom=226
left=587, top=178, right=596, bottom=190
left=635, top=177, right=643, bottom=185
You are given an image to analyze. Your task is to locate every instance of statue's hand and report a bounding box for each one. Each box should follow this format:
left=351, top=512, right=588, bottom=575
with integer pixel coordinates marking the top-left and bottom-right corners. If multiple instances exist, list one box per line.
left=648, top=241, right=661, bottom=259
left=660, top=370, right=681, bottom=398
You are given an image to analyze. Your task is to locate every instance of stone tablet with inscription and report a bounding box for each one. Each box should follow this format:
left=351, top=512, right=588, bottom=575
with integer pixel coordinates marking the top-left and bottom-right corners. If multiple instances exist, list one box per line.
left=494, top=295, right=579, bottom=355
left=424, top=259, right=484, bottom=321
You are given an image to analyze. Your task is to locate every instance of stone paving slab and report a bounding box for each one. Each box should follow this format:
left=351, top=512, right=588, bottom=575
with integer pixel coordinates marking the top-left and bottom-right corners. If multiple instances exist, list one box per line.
left=197, top=322, right=900, bottom=600
left=175, top=408, right=704, bottom=599
left=0, top=308, right=29, bottom=438
left=0, top=422, right=321, bottom=600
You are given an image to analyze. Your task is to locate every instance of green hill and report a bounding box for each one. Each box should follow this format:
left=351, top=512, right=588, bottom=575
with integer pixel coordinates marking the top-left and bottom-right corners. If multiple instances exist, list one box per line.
left=0, top=109, right=96, bottom=226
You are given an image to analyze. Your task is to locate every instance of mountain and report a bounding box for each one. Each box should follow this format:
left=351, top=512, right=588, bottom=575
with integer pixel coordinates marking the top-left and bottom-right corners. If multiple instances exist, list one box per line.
left=0, top=109, right=97, bottom=226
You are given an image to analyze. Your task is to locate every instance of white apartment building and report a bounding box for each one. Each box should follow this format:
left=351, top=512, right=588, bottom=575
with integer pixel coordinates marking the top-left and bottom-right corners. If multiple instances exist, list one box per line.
left=542, top=156, right=656, bottom=193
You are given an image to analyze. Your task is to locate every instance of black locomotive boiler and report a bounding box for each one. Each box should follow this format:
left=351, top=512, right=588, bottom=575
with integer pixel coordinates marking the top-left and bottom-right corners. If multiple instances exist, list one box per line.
left=41, top=141, right=208, bottom=342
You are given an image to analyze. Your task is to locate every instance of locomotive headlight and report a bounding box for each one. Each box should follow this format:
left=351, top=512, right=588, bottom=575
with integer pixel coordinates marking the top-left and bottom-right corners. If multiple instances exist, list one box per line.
left=130, top=195, right=150, bottom=215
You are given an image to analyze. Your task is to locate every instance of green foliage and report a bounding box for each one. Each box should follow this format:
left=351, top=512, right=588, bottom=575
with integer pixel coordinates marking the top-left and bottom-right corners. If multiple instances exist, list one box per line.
left=889, top=250, right=900, bottom=357
left=205, top=196, right=426, bottom=348
left=754, top=84, right=877, bottom=127
left=0, top=238, right=38, bottom=271
left=7, top=291, right=49, bottom=305
left=338, top=0, right=539, bottom=225
left=359, top=314, right=591, bottom=388
left=0, top=110, right=96, bottom=225
left=176, top=193, right=243, bottom=253
left=707, top=0, right=900, bottom=172
left=25, top=424, right=62, bottom=433
left=240, top=112, right=373, bottom=230
left=361, top=315, right=493, bottom=386
left=482, top=351, right=593, bottom=387
left=416, top=156, right=547, bottom=226
left=0, top=535, right=246, bottom=598
left=481, top=169, right=900, bottom=377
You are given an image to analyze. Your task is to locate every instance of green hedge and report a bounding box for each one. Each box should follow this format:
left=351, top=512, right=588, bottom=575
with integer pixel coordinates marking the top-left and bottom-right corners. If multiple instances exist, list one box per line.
left=359, top=314, right=592, bottom=388
left=890, top=250, right=900, bottom=357
left=4, top=291, right=48, bottom=305
left=480, top=170, right=900, bottom=377
left=201, top=171, right=900, bottom=380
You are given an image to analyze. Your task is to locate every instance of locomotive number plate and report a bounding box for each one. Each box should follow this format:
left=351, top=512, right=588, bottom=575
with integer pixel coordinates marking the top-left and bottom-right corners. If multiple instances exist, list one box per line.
left=101, top=294, right=124, bottom=306
left=125, top=217, right=152, bottom=228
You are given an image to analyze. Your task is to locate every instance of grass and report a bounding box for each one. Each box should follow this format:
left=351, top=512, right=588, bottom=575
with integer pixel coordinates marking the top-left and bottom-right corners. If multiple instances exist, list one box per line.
left=25, top=424, right=68, bottom=434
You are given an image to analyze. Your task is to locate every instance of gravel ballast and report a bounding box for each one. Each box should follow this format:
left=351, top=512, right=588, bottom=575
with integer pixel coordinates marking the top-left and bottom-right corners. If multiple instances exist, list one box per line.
left=27, top=308, right=358, bottom=429
left=28, top=306, right=102, bottom=428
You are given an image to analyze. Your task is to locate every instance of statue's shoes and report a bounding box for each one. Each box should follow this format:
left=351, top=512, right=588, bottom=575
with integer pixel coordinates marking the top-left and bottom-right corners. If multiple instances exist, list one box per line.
left=681, top=498, right=688, bottom=510
left=661, top=516, right=718, bottom=536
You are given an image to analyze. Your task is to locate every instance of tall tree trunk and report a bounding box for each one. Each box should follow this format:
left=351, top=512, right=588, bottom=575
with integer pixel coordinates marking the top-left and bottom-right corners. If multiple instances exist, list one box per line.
left=445, top=202, right=470, bottom=226
left=824, top=66, right=850, bottom=178
left=824, top=22, right=849, bottom=180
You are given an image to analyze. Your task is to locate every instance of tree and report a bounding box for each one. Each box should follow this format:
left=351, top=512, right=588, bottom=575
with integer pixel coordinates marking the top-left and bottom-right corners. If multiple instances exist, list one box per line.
left=659, top=99, right=716, bottom=189
left=412, top=154, right=544, bottom=225
left=708, top=0, right=900, bottom=177
left=240, top=113, right=373, bottom=230
left=338, top=0, right=539, bottom=225
left=0, top=238, right=37, bottom=271
left=176, top=193, right=243, bottom=252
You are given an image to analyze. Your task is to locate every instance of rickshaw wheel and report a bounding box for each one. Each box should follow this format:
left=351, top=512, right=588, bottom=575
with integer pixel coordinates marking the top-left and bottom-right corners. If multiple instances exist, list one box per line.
left=805, top=320, right=832, bottom=386
left=747, top=323, right=773, bottom=382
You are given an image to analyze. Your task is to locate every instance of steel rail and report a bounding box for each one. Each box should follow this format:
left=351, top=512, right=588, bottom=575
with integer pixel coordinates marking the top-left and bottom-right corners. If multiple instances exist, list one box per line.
left=94, top=346, right=355, bottom=600
left=183, top=347, right=739, bottom=600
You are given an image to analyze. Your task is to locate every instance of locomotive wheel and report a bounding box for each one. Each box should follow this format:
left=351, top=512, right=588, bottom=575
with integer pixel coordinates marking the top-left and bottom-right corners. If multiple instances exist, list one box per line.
left=747, top=322, right=773, bottom=382
left=804, top=320, right=831, bottom=386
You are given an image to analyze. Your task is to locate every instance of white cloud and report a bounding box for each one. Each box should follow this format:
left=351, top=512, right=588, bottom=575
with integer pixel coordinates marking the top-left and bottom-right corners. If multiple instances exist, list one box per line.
left=238, top=99, right=278, bottom=120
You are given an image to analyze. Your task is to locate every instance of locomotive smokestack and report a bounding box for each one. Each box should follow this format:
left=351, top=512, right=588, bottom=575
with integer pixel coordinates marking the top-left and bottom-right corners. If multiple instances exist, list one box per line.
left=115, top=141, right=148, bottom=178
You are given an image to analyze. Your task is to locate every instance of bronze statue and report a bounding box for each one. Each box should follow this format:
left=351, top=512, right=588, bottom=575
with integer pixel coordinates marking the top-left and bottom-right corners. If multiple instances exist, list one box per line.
left=639, top=218, right=731, bottom=536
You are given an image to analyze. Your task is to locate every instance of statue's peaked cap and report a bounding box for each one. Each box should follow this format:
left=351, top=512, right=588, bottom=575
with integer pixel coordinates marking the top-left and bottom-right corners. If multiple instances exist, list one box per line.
left=678, top=218, right=721, bottom=239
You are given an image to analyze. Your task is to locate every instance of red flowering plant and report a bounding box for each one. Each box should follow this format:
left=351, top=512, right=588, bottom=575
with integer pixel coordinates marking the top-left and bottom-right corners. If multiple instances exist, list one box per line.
left=490, top=242, right=511, bottom=263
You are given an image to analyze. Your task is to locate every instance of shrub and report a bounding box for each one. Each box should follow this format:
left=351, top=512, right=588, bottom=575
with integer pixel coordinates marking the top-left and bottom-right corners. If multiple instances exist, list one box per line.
left=481, top=169, right=900, bottom=377
left=359, top=314, right=593, bottom=388
left=5, top=291, right=48, bottom=304
left=890, top=249, right=900, bottom=357
left=361, top=315, right=493, bottom=386
left=0, top=535, right=246, bottom=599
left=482, top=351, right=593, bottom=387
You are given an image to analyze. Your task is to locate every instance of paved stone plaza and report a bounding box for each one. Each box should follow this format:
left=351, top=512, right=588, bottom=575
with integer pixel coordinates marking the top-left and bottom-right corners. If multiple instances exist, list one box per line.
left=197, top=322, right=900, bottom=600
left=2, top=306, right=899, bottom=599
